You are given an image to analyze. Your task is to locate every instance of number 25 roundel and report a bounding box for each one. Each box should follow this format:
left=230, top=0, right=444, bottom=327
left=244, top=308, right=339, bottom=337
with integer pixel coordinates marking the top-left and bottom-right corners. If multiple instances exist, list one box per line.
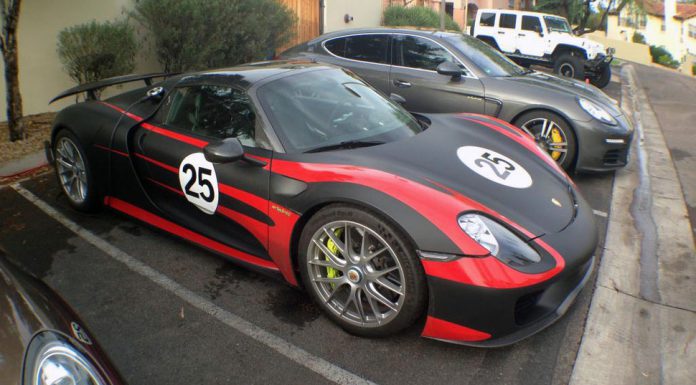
left=178, top=153, right=219, bottom=214
left=457, top=146, right=533, bottom=189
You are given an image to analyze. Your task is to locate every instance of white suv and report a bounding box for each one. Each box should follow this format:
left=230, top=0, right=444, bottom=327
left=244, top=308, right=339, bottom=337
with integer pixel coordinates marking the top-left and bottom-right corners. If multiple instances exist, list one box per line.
left=471, top=9, right=614, bottom=88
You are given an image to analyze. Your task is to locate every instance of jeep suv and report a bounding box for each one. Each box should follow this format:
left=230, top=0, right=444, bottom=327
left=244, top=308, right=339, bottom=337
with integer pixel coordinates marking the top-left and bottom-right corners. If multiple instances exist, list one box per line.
left=472, top=9, right=614, bottom=88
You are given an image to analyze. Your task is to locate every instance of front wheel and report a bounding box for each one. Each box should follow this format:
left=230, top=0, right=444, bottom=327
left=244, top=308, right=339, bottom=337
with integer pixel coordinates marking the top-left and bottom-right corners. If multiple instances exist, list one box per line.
left=515, top=111, right=577, bottom=171
left=590, top=65, right=611, bottom=88
left=53, top=130, right=99, bottom=212
left=299, top=204, right=427, bottom=337
left=554, top=53, right=585, bottom=81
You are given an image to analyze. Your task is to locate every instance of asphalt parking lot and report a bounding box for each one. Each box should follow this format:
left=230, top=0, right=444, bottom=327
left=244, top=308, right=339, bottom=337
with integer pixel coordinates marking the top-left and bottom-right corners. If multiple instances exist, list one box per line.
left=0, top=79, right=621, bottom=385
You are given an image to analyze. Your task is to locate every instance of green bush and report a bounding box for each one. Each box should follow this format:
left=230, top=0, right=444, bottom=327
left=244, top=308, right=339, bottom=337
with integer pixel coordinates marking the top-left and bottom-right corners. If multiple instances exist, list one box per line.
left=383, top=6, right=461, bottom=32
left=57, top=20, right=137, bottom=84
left=649, top=45, right=680, bottom=68
left=132, top=0, right=296, bottom=72
left=692, top=63, right=696, bottom=76
left=632, top=32, right=646, bottom=44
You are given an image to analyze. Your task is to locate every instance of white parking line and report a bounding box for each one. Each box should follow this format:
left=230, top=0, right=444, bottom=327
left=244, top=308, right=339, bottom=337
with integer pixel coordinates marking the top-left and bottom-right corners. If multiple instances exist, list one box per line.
left=593, top=209, right=608, bottom=218
left=11, top=183, right=376, bottom=385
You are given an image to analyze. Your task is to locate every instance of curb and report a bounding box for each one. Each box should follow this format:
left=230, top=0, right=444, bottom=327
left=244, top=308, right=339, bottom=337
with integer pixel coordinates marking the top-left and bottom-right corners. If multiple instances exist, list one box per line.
left=569, top=65, right=695, bottom=385
left=0, top=150, right=48, bottom=178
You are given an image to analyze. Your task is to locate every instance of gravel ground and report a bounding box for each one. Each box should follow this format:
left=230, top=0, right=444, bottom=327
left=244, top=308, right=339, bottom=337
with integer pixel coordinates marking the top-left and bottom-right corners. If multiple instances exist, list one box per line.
left=0, top=112, right=55, bottom=164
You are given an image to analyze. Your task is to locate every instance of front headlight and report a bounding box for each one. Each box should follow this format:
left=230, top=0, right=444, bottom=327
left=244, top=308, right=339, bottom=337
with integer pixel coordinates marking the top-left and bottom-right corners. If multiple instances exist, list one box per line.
left=578, top=98, right=616, bottom=125
left=25, top=334, right=106, bottom=385
left=458, top=213, right=541, bottom=267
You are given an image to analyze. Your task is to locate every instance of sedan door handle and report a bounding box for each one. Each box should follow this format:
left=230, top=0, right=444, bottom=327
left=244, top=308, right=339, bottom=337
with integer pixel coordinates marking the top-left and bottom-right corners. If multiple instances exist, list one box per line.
left=393, top=80, right=412, bottom=88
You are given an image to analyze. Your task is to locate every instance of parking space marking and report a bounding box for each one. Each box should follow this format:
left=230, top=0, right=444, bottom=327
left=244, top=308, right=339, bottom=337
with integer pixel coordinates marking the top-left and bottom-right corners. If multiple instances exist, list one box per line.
left=593, top=209, right=608, bottom=218
left=11, top=183, right=376, bottom=385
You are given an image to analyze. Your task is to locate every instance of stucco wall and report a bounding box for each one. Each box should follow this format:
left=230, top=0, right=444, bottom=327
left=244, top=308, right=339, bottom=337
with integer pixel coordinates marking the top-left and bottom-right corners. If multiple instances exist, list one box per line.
left=586, top=31, right=652, bottom=65
left=324, top=0, right=383, bottom=33
left=0, top=0, right=161, bottom=121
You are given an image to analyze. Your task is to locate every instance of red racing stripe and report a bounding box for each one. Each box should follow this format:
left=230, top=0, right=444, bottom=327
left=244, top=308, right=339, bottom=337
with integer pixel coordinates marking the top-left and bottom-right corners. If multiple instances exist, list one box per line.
left=105, top=196, right=279, bottom=271
left=267, top=204, right=301, bottom=286
left=421, top=316, right=491, bottom=342
left=217, top=205, right=269, bottom=247
left=94, top=144, right=128, bottom=157
left=135, top=153, right=178, bottom=173
left=271, top=159, right=565, bottom=289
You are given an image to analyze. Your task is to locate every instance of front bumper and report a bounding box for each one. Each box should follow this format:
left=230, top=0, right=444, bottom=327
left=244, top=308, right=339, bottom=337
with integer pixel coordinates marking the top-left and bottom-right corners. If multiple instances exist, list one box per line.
left=573, top=113, right=634, bottom=172
left=420, top=193, right=598, bottom=346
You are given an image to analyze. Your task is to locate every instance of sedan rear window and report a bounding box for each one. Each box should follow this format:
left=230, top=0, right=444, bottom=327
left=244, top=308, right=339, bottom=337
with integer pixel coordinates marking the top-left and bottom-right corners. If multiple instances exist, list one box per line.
left=324, top=35, right=389, bottom=64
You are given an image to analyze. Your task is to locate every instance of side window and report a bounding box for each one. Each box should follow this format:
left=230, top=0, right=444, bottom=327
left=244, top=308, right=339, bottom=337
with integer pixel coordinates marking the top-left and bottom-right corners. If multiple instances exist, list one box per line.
left=521, top=16, right=542, bottom=33
left=344, top=35, right=389, bottom=64
left=499, top=14, right=517, bottom=29
left=395, top=35, right=457, bottom=72
left=324, top=37, right=347, bottom=57
left=480, top=12, right=496, bottom=27
left=155, top=85, right=267, bottom=148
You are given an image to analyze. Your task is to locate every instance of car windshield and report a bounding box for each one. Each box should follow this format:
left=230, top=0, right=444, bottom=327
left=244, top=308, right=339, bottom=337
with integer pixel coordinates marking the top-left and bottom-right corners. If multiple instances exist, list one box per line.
left=444, top=34, right=526, bottom=77
left=544, top=16, right=572, bottom=33
left=257, top=69, right=421, bottom=153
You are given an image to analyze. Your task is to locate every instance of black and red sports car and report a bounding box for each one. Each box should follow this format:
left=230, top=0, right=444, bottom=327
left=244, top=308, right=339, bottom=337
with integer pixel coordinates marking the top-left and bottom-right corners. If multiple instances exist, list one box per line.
left=49, top=61, right=597, bottom=346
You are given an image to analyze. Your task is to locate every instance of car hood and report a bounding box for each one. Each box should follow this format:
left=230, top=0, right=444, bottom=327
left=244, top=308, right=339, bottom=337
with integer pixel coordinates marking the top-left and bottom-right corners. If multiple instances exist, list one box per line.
left=323, top=114, right=578, bottom=237
left=504, top=71, right=622, bottom=116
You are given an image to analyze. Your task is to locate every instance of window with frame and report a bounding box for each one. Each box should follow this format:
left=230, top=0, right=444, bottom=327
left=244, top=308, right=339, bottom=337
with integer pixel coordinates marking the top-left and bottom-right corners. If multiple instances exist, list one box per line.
left=521, top=16, right=542, bottom=33
left=499, top=14, right=517, bottom=29
left=394, top=35, right=458, bottom=72
left=344, top=35, right=389, bottom=64
left=689, top=24, right=696, bottom=38
left=479, top=12, right=496, bottom=27
left=155, top=85, right=268, bottom=148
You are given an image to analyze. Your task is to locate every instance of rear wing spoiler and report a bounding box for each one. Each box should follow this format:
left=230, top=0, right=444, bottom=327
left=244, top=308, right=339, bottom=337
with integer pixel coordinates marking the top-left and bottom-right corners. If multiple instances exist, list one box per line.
left=49, top=72, right=177, bottom=104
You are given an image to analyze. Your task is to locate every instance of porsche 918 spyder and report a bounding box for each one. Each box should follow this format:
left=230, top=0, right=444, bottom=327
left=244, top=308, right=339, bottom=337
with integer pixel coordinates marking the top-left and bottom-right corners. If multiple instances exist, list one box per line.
left=48, top=61, right=597, bottom=346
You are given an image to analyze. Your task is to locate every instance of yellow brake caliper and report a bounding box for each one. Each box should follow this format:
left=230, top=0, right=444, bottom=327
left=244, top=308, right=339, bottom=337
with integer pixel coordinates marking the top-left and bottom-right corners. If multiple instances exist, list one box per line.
left=325, top=228, right=343, bottom=288
left=549, top=127, right=564, bottom=160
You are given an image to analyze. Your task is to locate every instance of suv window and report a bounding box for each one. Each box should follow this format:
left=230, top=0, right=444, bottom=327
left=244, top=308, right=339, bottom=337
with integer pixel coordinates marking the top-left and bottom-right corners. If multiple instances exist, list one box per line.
left=156, top=85, right=267, bottom=148
left=324, top=35, right=389, bottom=64
left=521, top=15, right=542, bottom=32
left=499, top=14, right=517, bottom=29
left=394, top=35, right=457, bottom=71
left=480, top=12, right=496, bottom=27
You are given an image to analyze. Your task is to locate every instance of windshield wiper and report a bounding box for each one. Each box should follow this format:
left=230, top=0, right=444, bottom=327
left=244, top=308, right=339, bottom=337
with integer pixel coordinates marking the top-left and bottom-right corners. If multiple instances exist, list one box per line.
left=304, top=140, right=385, bottom=153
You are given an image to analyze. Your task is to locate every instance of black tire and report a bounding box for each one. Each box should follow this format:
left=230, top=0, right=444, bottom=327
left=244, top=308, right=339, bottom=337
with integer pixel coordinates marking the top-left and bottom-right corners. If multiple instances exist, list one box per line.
left=590, top=65, right=611, bottom=88
left=298, top=204, right=427, bottom=337
left=514, top=110, right=577, bottom=171
left=554, top=53, right=585, bottom=81
left=53, top=130, right=100, bottom=212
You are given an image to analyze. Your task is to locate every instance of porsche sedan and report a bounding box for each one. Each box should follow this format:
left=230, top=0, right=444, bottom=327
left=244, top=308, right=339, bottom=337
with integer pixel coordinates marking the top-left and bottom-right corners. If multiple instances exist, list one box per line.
left=281, top=29, right=634, bottom=172
left=48, top=61, right=597, bottom=346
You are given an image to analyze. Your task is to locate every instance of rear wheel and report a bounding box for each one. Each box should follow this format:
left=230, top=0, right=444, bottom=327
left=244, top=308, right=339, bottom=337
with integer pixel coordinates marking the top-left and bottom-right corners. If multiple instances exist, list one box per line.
left=299, top=204, right=426, bottom=337
left=53, top=130, right=99, bottom=212
left=515, top=111, right=577, bottom=170
left=554, top=53, right=585, bottom=81
left=590, top=65, right=611, bottom=88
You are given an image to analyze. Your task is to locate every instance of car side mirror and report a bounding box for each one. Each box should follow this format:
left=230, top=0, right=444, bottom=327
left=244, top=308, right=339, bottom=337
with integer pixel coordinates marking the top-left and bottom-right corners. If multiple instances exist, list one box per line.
left=436, top=61, right=462, bottom=80
left=204, top=138, right=244, bottom=163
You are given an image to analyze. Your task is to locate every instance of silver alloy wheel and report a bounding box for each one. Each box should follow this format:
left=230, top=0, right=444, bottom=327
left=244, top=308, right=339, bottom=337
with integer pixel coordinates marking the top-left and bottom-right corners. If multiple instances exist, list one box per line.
left=306, top=220, right=405, bottom=327
left=55, top=137, right=88, bottom=204
left=558, top=62, right=575, bottom=78
left=520, top=118, right=568, bottom=164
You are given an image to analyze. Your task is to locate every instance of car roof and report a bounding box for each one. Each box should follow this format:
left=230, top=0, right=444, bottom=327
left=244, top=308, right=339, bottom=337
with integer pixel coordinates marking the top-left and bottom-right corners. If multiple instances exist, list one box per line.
left=172, top=60, right=337, bottom=90
left=477, top=8, right=561, bottom=19
left=308, top=27, right=462, bottom=44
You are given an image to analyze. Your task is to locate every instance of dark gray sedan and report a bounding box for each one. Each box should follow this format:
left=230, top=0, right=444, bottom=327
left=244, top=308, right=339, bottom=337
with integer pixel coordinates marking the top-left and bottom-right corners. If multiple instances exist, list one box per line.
left=281, top=28, right=633, bottom=172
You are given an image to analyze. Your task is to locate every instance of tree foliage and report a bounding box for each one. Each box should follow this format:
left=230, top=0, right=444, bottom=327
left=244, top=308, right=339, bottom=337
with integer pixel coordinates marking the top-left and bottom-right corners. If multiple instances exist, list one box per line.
left=383, top=5, right=461, bottom=31
left=535, top=0, right=632, bottom=35
left=57, top=20, right=137, bottom=85
left=131, top=0, right=296, bottom=72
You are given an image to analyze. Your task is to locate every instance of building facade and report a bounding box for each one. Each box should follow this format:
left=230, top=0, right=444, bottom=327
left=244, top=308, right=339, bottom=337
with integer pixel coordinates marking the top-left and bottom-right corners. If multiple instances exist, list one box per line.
left=607, top=0, right=696, bottom=63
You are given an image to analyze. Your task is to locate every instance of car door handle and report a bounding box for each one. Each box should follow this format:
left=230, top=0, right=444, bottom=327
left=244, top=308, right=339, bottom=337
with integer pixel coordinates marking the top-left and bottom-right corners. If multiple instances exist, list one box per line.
left=518, top=33, right=526, bottom=37
left=498, top=31, right=505, bottom=34
left=393, top=80, right=412, bottom=88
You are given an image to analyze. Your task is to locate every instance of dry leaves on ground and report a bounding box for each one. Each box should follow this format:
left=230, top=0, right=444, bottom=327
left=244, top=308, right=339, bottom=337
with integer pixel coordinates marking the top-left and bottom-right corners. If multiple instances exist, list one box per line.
left=0, top=112, right=56, bottom=164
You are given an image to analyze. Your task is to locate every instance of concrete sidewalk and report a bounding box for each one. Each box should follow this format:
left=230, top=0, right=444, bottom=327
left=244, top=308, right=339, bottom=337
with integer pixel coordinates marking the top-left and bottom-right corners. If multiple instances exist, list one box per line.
left=0, top=149, right=48, bottom=179
left=570, top=65, right=695, bottom=384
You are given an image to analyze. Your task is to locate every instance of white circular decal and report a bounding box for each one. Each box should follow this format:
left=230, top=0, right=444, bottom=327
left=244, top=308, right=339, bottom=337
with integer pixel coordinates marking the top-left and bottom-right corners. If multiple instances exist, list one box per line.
left=457, top=146, right=533, bottom=189
left=179, top=153, right=219, bottom=214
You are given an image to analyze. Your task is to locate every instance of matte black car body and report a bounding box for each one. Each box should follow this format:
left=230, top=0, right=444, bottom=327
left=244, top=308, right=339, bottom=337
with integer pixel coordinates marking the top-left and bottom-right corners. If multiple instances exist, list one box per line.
left=49, top=61, right=597, bottom=346
left=280, top=28, right=634, bottom=172
left=0, top=253, right=123, bottom=384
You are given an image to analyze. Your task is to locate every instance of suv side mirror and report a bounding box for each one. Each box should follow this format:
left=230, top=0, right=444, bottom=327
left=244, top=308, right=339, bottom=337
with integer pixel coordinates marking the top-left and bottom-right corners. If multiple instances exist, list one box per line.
left=436, top=61, right=462, bottom=80
left=204, top=138, right=244, bottom=163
